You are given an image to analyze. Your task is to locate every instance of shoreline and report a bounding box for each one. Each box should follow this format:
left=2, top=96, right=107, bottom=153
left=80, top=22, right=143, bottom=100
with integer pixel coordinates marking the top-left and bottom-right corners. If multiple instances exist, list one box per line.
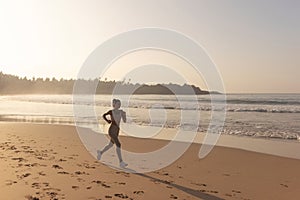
left=98, top=123, right=300, bottom=160
left=1, top=121, right=300, bottom=160
left=0, top=123, right=300, bottom=199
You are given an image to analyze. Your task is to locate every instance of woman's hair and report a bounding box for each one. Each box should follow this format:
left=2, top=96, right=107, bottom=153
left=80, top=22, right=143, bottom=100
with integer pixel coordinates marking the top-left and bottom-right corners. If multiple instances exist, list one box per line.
left=112, top=98, right=121, bottom=106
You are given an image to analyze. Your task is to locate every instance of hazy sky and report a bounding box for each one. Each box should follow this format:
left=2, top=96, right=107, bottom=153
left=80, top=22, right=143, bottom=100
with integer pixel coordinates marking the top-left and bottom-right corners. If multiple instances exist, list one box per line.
left=0, top=0, right=299, bottom=93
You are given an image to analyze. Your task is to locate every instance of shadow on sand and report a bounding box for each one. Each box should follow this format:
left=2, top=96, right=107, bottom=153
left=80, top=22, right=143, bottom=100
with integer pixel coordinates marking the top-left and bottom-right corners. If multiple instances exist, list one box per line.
left=136, top=173, right=224, bottom=200
left=117, top=166, right=224, bottom=200
left=102, top=161, right=223, bottom=200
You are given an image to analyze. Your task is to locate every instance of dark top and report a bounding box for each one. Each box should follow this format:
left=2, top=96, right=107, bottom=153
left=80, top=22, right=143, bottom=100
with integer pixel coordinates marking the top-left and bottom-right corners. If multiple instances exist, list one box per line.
left=103, top=109, right=126, bottom=127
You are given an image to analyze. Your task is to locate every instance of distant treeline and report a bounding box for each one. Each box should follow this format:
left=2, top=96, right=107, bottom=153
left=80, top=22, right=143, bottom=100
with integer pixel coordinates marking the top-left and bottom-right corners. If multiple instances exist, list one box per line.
left=0, top=72, right=211, bottom=95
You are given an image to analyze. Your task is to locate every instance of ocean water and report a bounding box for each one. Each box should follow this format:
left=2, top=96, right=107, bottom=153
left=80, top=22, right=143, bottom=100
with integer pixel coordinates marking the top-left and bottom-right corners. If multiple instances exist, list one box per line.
left=0, top=94, right=299, bottom=141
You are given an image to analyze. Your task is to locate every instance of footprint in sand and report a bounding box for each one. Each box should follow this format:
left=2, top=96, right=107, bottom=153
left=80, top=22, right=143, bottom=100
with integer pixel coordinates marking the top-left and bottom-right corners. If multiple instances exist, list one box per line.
left=170, top=194, right=178, bottom=199
left=52, top=164, right=63, bottom=169
left=31, top=182, right=41, bottom=189
left=44, top=188, right=62, bottom=199
left=232, top=189, right=241, bottom=194
left=25, top=195, right=40, bottom=200
left=114, top=193, right=129, bottom=199
left=57, top=171, right=69, bottom=175
left=38, top=171, right=46, bottom=176
left=199, top=189, right=219, bottom=194
left=42, top=182, right=50, bottom=187
left=24, top=150, right=35, bottom=154
left=193, top=183, right=207, bottom=187
left=21, top=145, right=31, bottom=150
left=82, top=163, right=96, bottom=169
left=26, top=185, right=63, bottom=200
left=77, top=177, right=85, bottom=182
left=223, top=173, right=230, bottom=176
left=8, top=145, right=17, bottom=150
left=5, top=180, right=17, bottom=186
left=17, top=173, right=31, bottom=179
left=133, top=191, right=144, bottom=195
left=31, top=182, right=50, bottom=190
left=24, top=163, right=39, bottom=167
left=280, top=183, right=288, bottom=188
left=72, top=185, right=80, bottom=190
left=75, top=170, right=89, bottom=175
left=115, top=171, right=130, bottom=178
left=11, top=157, right=26, bottom=162
left=35, top=156, right=44, bottom=160
left=92, top=180, right=111, bottom=188
left=45, top=191, right=59, bottom=199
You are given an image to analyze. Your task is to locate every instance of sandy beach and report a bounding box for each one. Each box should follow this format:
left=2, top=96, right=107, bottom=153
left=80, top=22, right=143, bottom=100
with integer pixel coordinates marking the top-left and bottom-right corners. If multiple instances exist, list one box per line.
left=1, top=0, right=299, bottom=199
left=0, top=123, right=299, bottom=200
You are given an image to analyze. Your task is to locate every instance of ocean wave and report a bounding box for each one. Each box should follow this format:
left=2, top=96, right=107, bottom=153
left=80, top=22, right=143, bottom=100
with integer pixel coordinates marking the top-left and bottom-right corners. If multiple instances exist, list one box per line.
left=134, top=106, right=300, bottom=113
left=224, top=99, right=300, bottom=106
left=5, top=94, right=300, bottom=105
left=3, top=95, right=300, bottom=114
left=1, top=113, right=299, bottom=141
left=227, top=108, right=300, bottom=113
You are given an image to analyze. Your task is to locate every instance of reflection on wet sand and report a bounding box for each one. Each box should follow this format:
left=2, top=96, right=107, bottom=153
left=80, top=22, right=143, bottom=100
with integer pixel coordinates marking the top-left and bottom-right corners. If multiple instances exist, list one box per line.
left=0, top=115, right=82, bottom=126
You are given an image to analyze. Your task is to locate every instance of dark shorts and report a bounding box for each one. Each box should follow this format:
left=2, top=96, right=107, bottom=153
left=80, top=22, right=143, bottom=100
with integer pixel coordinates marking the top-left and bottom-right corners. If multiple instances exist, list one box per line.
left=108, top=125, right=121, bottom=147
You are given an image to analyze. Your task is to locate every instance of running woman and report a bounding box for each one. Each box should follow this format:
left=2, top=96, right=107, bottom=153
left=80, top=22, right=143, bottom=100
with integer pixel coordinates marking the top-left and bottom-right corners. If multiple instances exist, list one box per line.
left=97, top=99, right=128, bottom=168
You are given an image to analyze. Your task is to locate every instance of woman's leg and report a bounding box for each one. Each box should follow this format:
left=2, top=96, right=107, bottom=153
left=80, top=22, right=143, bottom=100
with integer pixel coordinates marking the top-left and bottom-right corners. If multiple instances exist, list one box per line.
left=100, top=126, right=116, bottom=155
left=100, top=140, right=114, bottom=154
left=106, top=126, right=127, bottom=167
left=97, top=139, right=114, bottom=160
left=115, top=138, right=127, bottom=167
left=110, top=134, right=123, bottom=162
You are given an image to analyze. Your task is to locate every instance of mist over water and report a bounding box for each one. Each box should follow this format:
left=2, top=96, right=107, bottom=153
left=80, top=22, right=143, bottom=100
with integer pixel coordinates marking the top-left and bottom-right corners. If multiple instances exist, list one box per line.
left=0, top=94, right=299, bottom=141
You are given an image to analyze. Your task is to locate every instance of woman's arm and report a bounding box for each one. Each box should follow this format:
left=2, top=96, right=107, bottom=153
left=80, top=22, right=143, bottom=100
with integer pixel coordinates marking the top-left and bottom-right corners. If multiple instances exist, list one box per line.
left=103, top=110, right=112, bottom=124
left=121, top=111, right=126, bottom=123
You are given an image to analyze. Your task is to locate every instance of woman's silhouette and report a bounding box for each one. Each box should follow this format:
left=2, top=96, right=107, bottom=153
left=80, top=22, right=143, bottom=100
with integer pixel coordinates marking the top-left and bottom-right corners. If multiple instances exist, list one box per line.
left=97, top=99, right=128, bottom=168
